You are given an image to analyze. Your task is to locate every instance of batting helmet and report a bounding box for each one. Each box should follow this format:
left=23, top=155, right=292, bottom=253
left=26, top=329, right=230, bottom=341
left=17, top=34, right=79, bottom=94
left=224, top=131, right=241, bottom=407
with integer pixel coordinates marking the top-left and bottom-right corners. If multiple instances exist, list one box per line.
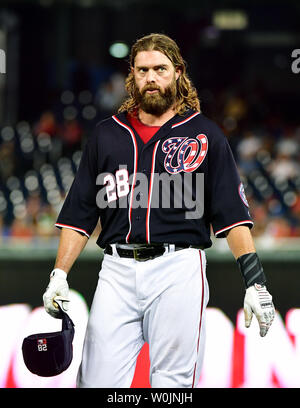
left=22, top=301, right=75, bottom=377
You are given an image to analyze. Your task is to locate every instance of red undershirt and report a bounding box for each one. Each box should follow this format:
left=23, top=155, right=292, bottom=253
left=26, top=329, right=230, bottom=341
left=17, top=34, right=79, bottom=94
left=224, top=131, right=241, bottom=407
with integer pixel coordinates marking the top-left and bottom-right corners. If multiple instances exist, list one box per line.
left=127, top=113, right=161, bottom=144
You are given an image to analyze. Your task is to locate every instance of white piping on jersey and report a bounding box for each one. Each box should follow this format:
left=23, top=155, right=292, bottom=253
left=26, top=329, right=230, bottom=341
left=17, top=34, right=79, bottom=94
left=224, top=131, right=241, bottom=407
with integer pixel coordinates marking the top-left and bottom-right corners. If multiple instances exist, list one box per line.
left=146, top=140, right=160, bottom=244
left=112, top=115, right=138, bottom=243
left=215, top=220, right=254, bottom=237
left=55, top=223, right=90, bottom=238
left=171, top=111, right=200, bottom=129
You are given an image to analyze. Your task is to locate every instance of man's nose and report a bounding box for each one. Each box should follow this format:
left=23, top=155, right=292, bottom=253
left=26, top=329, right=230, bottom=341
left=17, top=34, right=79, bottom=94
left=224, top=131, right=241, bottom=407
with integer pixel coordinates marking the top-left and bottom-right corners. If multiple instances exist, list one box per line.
left=146, top=69, right=156, bottom=83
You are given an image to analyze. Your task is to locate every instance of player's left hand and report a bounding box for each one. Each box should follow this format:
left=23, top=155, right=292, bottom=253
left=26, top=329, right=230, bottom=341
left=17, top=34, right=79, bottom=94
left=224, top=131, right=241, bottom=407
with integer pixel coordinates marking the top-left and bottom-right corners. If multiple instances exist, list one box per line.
left=243, top=283, right=275, bottom=337
left=43, top=269, right=70, bottom=319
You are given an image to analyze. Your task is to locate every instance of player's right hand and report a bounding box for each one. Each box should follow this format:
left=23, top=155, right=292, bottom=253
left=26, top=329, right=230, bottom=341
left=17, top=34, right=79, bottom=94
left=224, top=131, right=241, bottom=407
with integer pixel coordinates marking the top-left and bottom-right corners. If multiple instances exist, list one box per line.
left=43, top=268, right=70, bottom=318
left=243, top=283, right=275, bottom=337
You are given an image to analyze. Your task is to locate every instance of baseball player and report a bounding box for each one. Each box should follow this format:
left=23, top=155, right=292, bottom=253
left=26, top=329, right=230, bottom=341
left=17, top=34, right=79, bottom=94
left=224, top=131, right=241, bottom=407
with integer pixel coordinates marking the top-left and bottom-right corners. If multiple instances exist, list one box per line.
left=43, top=33, right=275, bottom=388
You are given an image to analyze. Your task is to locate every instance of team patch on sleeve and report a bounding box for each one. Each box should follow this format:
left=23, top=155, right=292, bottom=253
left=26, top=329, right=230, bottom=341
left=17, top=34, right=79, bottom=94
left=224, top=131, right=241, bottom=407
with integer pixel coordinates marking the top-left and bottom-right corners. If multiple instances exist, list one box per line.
left=238, top=182, right=249, bottom=207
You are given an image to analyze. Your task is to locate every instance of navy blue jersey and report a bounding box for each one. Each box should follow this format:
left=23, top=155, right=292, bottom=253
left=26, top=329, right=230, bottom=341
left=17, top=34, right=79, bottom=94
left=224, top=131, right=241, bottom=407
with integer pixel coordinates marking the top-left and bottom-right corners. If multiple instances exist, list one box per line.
left=56, top=109, right=253, bottom=249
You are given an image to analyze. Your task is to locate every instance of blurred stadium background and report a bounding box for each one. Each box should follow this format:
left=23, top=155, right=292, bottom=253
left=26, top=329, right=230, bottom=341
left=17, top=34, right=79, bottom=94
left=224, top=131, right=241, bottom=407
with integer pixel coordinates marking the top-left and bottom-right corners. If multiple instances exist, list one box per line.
left=0, top=0, right=300, bottom=389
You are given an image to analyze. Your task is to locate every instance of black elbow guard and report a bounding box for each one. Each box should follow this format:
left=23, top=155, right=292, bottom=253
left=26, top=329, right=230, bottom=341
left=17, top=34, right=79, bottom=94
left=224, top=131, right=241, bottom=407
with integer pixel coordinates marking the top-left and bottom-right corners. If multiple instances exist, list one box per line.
left=237, top=252, right=266, bottom=288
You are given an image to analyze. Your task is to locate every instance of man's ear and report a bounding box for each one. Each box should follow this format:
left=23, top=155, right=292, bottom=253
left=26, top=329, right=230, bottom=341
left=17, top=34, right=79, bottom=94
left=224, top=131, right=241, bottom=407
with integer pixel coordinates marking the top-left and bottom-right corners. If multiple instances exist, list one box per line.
left=175, top=67, right=182, bottom=80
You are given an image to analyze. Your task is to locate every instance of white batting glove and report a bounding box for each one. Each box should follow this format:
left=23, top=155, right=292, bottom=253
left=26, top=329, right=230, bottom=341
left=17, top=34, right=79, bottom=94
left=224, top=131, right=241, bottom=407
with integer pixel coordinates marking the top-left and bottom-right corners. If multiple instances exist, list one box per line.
left=43, top=268, right=70, bottom=318
left=244, top=283, right=275, bottom=337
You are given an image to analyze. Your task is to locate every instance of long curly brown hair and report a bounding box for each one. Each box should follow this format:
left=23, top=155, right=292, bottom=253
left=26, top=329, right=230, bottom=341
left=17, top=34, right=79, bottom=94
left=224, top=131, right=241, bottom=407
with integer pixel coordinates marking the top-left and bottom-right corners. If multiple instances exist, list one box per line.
left=118, top=33, right=200, bottom=116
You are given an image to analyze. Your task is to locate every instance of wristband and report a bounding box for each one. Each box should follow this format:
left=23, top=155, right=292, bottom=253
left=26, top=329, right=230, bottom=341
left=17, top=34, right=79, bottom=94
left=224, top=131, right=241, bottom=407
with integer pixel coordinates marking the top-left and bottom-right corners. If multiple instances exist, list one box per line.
left=237, top=252, right=266, bottom=288
left=50, top=268, right=67, bottom=279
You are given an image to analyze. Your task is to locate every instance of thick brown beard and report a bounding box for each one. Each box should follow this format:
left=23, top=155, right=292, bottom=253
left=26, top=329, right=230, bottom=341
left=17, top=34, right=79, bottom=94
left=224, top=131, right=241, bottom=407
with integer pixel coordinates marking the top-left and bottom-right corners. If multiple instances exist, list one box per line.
left=134, top=77, right=177, bottom=116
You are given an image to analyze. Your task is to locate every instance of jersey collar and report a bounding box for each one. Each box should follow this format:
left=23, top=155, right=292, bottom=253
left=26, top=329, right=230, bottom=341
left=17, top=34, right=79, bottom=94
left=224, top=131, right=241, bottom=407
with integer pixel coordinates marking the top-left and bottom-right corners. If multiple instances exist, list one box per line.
left=113, top=109, right=201, bottom=145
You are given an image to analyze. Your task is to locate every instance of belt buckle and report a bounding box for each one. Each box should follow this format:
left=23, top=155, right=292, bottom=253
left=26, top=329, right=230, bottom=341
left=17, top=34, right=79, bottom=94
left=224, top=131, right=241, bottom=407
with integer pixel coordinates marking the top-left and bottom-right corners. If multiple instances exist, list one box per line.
left=133, top=248, right=150, bottom=262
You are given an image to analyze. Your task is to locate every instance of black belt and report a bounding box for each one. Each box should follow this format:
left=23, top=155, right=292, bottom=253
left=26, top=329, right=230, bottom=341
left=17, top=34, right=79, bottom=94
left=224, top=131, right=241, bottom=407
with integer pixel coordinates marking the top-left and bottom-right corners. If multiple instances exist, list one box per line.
left=104, top=244, right=205, bottom=262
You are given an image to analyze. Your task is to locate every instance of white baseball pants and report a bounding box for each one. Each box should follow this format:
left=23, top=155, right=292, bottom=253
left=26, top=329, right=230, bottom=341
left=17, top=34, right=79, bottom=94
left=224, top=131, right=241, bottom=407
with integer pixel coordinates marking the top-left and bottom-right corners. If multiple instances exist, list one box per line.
left=76, top=246, right=209, bottom=388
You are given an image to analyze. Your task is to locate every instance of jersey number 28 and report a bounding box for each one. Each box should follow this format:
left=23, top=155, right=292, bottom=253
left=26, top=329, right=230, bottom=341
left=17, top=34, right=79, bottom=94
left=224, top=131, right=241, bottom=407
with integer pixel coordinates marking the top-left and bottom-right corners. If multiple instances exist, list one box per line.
left=103, top=169, right=130, bottom=202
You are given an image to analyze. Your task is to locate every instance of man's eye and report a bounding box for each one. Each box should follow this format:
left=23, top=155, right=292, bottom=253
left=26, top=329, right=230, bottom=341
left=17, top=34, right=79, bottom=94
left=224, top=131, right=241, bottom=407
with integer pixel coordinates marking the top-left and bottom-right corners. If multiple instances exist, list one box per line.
left=158, top=67, right=166, bottom=72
